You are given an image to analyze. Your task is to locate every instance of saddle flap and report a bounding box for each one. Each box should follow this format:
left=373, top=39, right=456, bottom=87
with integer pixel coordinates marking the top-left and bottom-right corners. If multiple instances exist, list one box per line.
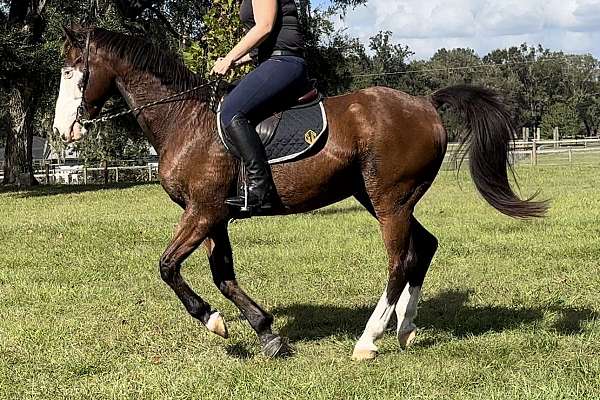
left=256, top=113, right=283, bottom=146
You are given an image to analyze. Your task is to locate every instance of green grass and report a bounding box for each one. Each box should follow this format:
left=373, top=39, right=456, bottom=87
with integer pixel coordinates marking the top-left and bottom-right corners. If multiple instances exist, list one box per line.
left=1, top=165, right=599, bottom=399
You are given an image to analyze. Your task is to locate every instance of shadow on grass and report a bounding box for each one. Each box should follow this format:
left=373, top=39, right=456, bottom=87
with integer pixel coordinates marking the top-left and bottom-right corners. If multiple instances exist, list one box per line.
left=309, top=204, right=366, bottom=217
left=0, top=181, right=157, bottom=198
left=225, top=343, right=255, bottom=360
left=273, top=289, right=598, bottom=344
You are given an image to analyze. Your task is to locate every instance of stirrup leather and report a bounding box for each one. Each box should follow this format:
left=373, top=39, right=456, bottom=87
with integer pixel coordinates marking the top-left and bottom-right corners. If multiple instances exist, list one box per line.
left=240, top=163, right=250, bottom=212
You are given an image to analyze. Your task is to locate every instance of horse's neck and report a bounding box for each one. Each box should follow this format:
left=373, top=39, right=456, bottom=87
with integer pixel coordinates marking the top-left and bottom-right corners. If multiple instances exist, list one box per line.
left=114, top=71, right=207, bottom=155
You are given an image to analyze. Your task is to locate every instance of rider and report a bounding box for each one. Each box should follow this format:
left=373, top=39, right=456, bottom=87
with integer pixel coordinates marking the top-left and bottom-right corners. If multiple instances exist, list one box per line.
left=211, top=0, right=307, bottom=212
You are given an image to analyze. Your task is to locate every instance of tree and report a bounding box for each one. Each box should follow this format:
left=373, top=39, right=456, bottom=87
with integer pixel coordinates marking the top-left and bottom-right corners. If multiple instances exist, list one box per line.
left=483, top=45, right=566, bottom=131
left=182, top=0, right=248, bottom=78
left=368, top=31, right=412, bottom=89
left=574, top=95, right=600, bottom=137
left=540, top=101, right=582, bottom=139
left=0, top=0, right=49, bottom=186
left=110, top=0, right=208, bottom=46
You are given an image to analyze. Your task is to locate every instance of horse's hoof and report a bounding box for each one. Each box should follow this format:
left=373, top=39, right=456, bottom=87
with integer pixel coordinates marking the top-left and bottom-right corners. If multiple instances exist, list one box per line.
left=351, top=348, right=378, bottom=361
left=262, top=335, right=292, bottom=358
left=398, top=329, right=416, bottom=349
left=206, top=311, right=229, bottom=339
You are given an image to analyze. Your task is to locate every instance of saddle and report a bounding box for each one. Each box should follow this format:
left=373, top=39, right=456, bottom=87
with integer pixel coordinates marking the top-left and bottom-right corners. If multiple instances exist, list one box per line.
left=216, top=80, right=328, bottom=164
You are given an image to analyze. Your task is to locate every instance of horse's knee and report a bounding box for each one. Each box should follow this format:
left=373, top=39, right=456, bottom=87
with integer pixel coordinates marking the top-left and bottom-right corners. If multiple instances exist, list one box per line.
left=159, top=257, right=176, bottom=284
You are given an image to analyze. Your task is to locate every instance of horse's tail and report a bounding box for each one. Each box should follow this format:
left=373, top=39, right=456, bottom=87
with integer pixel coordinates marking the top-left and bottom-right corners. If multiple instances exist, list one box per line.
left=430, top=85, right=548, bottom=218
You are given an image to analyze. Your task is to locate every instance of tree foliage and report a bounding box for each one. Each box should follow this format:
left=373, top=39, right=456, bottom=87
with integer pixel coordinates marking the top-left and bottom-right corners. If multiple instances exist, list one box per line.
left=540, top=101, right=582, bottom=139
left=181, top=0, right=250, bottom=79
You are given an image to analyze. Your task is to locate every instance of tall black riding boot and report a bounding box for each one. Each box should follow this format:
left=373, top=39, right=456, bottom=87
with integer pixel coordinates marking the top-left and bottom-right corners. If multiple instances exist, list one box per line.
left=224, top=114, right=275, bottom=211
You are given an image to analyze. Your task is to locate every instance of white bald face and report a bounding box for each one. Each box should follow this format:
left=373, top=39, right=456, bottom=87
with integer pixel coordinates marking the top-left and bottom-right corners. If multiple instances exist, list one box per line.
left=53, top=66, right=87, bottom=143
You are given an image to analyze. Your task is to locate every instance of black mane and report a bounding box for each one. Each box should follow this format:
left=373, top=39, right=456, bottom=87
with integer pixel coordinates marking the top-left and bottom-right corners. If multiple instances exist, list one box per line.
left=90, top=28, right=207, bottom=91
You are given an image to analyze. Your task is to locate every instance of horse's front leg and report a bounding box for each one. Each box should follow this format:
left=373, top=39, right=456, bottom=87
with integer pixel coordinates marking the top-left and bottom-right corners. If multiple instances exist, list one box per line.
left=159, top=209, right=228, bottom=338
left=205, top=222, right=291, bottom=357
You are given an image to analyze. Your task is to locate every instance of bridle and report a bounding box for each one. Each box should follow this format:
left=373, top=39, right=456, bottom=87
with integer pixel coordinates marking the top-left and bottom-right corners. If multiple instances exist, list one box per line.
left=74, top=29, right=223, bottom=128
left=74, top=30, right=95, bottom=126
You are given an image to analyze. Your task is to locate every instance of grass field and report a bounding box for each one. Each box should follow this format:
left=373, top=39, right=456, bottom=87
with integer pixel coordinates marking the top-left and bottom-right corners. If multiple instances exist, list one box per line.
left=1, top=165, right=599, bottom=399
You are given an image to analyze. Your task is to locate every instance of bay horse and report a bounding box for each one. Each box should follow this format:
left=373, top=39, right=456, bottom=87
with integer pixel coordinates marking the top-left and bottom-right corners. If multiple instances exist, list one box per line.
left=53, top=27, right=547, bottom=360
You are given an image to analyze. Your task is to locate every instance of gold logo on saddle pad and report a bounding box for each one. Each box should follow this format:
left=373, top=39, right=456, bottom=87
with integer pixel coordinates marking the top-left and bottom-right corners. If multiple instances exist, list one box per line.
left=304, top=130, right=318, bottom=145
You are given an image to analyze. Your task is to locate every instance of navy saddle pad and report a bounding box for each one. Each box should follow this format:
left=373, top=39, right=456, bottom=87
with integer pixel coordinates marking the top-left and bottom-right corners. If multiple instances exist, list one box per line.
left=217, top=96, right=328, bottom=165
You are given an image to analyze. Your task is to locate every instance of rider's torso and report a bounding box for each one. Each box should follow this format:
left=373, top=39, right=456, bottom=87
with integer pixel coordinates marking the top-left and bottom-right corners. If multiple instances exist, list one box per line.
left=239, top=0, right=305, bottom=63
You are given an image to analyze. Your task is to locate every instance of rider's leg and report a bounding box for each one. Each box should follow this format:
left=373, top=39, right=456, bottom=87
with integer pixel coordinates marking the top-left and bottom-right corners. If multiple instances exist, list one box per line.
left=222, top=115, right=275, bottom=209
left=220, top=56, right=307, bottom=211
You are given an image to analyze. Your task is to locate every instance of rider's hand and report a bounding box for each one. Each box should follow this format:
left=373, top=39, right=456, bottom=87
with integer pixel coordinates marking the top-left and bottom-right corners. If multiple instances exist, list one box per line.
left=211, top=56, right=234, bottom=76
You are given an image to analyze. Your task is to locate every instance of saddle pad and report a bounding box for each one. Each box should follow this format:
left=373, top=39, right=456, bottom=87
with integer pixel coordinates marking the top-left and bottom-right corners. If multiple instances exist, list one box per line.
left=217, top=101, right=328, bottom=164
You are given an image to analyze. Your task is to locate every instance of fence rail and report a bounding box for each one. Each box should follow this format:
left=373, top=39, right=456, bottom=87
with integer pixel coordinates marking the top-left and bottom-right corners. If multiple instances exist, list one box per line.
left=2, top=139, right=599, bottom=184
left=22, top=162, right=160, bottom=185
left=443, top=138, right=600, bottom=170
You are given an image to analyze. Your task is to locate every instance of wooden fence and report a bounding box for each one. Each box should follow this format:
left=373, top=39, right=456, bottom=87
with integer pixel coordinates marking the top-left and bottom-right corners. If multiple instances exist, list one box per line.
left=443, top=138, right=600, bottom=170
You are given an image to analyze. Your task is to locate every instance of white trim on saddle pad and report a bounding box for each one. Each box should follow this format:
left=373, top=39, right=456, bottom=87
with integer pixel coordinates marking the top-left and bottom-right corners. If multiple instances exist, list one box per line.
left=216, top=101, right=328, bottom=165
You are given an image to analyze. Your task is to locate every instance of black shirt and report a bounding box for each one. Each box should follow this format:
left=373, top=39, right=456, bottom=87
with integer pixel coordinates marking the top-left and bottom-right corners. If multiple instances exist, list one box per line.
left=239, top=0, right=304, bottom=62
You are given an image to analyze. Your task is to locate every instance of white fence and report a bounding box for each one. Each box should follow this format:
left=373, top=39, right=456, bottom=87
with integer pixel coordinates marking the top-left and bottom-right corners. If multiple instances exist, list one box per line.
left=31, top=162, right=159, bottom=185
left=444, top=138, right=600, bottom=169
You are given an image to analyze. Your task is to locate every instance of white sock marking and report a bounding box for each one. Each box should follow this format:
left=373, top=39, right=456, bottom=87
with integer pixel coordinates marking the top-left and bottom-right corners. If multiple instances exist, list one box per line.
left=354, top=285, right=396, bottom=352
left=396, top=285, right=421, bottom=336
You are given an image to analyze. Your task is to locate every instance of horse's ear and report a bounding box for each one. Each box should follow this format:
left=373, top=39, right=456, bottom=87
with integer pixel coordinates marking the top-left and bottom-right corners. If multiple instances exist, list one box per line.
left=62, top=25, right=84, bottom=49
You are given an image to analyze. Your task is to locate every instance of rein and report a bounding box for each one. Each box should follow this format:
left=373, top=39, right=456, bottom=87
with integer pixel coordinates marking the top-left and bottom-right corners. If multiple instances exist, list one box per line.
left=75, top=31, right=223, bottom=128
left=79, top=79, right=222, bottom=127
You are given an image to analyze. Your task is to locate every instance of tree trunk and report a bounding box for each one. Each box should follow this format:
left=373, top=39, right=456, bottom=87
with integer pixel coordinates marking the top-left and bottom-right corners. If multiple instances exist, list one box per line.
left=2, top=0, right=46, bottom=187
left=3, top=85, right=38, bottom=187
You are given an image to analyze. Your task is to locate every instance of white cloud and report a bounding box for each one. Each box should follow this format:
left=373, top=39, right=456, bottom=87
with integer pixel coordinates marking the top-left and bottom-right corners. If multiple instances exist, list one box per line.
left=333, top=0, right=600, bottom=59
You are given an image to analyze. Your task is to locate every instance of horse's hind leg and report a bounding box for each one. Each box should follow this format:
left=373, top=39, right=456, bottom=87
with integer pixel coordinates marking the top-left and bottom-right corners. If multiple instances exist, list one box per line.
left=352, top=184, right=434, bottom=360
left=395, top=217, right=438, bottom=348
left=159, top=209, right=227, bottom=338
left=205, top=223, right=290, bottom=357
left=352, top=209, right=413, bottom=361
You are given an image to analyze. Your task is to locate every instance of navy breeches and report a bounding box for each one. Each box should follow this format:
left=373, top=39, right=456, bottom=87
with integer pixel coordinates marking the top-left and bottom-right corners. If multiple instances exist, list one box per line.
left=220, top=56, right=308, bottom=127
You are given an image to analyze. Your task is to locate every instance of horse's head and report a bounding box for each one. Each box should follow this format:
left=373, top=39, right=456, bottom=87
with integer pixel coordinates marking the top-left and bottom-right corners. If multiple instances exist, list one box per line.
left=53, top=27, right=115, bottom=143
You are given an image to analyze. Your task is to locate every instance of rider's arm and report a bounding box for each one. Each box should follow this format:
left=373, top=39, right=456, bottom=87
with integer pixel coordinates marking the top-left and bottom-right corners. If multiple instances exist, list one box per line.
left=234, top=53, right=253, bottom=66
left=224, top=0, right=277, bottom=64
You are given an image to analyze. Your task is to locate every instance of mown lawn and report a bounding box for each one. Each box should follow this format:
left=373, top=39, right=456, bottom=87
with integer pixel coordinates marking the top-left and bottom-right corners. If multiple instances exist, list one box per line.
left=0, top=164, right=599, bottom=399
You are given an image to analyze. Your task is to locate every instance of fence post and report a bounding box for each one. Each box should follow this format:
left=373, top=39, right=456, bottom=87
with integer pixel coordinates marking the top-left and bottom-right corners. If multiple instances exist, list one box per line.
left=103, top=161, right=108, bottom=184
left=45, top=163, right=50, bottom=184
left=568, top=149, right=572, bottom=163
left=532, top=140, right=538, bottom=166
left=84, top=167, right=87, bottom=185
left=147, top=164, right=152, bottom=181
left=115, top=167, right=119, bottom=183
left=553, top=127, right=559, bottom=148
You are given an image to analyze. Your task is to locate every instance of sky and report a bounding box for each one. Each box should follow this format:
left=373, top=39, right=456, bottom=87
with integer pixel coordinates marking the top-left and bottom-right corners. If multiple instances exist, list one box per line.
left=328, top=0, right=600, bottom=60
